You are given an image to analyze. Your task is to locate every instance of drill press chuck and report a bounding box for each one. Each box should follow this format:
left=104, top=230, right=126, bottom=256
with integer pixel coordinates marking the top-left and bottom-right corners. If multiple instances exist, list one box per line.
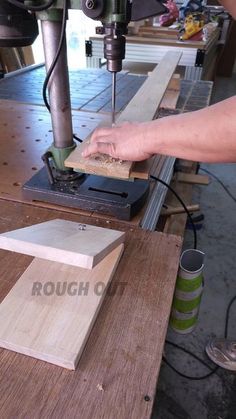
left=104, top=30, right=126, bottom=73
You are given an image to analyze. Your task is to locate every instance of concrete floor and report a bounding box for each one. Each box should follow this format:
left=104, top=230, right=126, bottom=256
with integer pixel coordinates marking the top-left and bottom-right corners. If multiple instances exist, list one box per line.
left=152, top=74, right=236, bottom=419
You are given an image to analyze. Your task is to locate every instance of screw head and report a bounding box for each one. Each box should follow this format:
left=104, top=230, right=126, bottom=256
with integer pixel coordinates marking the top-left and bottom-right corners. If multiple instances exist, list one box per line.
left=86, top=0, right=95, bottom=9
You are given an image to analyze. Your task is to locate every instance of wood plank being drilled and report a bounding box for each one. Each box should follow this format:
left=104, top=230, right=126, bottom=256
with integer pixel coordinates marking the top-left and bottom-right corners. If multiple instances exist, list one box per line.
left=65, top=51, right=182, bottom=179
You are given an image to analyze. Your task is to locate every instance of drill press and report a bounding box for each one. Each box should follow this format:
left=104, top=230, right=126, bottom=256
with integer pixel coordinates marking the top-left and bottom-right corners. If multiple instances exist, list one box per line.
left=0, top=0, right=167, bottom=220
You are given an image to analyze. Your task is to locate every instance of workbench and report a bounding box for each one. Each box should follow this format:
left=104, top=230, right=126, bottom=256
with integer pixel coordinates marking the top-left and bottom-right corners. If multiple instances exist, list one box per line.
left=86, top=28, right=220, bottom=81
left=0, top=66, right=212, bottom=418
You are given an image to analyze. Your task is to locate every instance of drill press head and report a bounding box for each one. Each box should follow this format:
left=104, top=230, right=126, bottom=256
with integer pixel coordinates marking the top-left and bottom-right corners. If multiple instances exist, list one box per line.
left=82, top=0, right=168, bottom=74
left=82, top=0, right=131, bottom=74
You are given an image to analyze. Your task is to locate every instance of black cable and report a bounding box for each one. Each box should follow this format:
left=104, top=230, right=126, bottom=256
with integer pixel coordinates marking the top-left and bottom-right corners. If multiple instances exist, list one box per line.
left=164, top=294, right=236, bottom=381
left=6, top=0, right=55, bottom=12
left=150, top=175, right=197, bottom=250
left=200, top=167, right=236, bottom=204
left=41, top=0, right=83, bottom=143
left=42, top=0, right=67, bottom=113
left=224, top=295, right=236, bottom=339
left=164, top=341, right=219, bottom=381
left=73, top=134, right=83, bottom=143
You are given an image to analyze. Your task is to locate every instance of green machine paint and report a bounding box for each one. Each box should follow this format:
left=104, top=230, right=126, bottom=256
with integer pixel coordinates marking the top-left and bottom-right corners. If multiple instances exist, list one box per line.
left=170, top=249, right=205, bottom=334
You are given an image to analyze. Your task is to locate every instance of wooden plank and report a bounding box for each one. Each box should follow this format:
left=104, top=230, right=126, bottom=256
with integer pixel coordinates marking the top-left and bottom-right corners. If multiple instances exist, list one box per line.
left=161, top=204, right=200, bottom=216
left=176, top=173, right=210, bottom=185
left=89, top=34, right=207, bottom=49
left=65, top=51, right=182, bottom=179
left=21, top=47, right=35, bottom=66
left=160, top=89, right=180, bottom=110
left=130, top=155, right=163, bottom=180
left=0, top=206, right=182, bottom=417
left=167, top=73, right=180, bottom=91
left=160, top=74, right=180, bottom=110
left=138, top=25, right=179, bottom=39
left=0, top=48, right=22, bottom=73
left=0, top=244, right=124, bottom=370
left=0, top=219, right=125, bottom=269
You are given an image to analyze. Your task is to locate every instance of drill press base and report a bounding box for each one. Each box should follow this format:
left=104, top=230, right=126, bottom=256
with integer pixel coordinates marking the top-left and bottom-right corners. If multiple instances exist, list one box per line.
left=23, top=167, right=150, bottom=221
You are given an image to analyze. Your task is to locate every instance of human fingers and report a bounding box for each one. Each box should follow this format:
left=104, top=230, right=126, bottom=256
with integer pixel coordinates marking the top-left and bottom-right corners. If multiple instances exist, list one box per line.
left=90, top=127, right=115, bottom=143
left=82, top=141, right=118, bottom=158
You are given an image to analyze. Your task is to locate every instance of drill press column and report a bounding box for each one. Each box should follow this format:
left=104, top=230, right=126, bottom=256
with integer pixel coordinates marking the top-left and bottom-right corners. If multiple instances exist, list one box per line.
left=41, top=17, right=74, bottom=154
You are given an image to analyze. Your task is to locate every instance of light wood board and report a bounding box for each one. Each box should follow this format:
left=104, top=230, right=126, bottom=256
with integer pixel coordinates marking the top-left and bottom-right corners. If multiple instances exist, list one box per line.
left=65, top=51, right=182, bottom=179
left=0, top=219, right=125, bottom=269
left=176, top=172, right=210, bottom=185
left=0, top=244, right=124, bottom=369
left=160, top=74, right=180, bottom=110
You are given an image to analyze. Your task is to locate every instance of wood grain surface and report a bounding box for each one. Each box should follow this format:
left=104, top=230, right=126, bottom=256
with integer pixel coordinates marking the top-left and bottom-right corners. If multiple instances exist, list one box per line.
left=0, top=245, right=124, bottom=369
left=0, top=200, right=182, bottom=419
left=0, top=219, right=125, bottom=269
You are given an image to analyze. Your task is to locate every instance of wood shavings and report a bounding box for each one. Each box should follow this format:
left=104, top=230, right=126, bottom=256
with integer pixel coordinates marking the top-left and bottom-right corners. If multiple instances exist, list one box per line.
left=97, top=384, right=104, bottom=392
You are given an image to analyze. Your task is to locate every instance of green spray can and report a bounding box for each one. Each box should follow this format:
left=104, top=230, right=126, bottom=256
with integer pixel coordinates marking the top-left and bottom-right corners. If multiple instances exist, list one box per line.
left=170, top=249, right=205, bottom=334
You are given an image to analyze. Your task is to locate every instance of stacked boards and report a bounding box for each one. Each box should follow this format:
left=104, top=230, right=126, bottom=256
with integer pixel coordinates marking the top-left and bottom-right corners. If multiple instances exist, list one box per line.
left=0, top=219, right=125, bottom=369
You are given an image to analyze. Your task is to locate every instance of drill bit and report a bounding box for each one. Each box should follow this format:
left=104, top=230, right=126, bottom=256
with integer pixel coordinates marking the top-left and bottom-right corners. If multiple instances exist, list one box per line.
left=111, top=71, right=116, bottom=126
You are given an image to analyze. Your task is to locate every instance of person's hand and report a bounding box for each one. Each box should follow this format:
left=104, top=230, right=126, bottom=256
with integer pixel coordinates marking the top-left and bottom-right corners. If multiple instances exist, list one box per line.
left=82, top=122, right=153, bottom=162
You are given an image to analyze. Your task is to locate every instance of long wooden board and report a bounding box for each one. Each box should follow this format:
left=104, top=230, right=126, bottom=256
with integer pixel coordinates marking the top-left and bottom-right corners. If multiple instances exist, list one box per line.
left=0, top=219, right=125, bottom=269
left=0, top=244, right=124, bottom=369
left=65, top=51, right=182, bottom=179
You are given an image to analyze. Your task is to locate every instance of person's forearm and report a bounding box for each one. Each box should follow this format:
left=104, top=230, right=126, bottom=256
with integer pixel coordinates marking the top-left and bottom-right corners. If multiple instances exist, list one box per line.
left=219, top=1, right=236, bottom=18
left=146, top=96, right=236, bottom=163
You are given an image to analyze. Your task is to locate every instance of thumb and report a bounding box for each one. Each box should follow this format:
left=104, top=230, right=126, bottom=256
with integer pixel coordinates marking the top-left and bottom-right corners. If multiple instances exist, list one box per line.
left=82, top=141, right=117, bottom=158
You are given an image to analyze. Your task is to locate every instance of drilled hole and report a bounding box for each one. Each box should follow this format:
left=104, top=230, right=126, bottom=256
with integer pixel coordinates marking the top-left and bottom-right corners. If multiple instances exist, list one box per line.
left=35, top=139, right=41, bottom=142
left=32, top=167, right=37, bottom=171
left=13, top=182, right=21, bottom=187
left=21, top=149, right=25, bottom=153
left=25, top=126, right=30, bottom=129
left=2, top=162, right=8, bottom=166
